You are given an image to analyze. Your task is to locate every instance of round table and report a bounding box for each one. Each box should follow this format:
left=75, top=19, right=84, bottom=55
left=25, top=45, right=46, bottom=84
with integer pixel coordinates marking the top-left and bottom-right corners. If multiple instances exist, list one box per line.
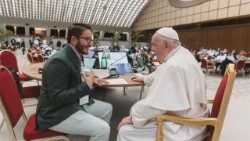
left=22, top=62, right=44, bottom=81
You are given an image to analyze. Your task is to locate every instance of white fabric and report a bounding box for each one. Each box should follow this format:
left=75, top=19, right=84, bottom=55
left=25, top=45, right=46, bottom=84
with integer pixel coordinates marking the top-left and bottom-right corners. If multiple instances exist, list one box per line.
left=145, top=46, right=207, bottom=110
left=131, top=100, right=165, bottom=127
left=16, top=37, right=21, bottom=43
left=42, top=39, right=47, bottom=45
left=117, top=46, right=209, bottom=141
left=156, top=27, right=179, bottom=41
left=34, top=39, right=39, bottom=45
left=118, top=100, right=209, bottom=141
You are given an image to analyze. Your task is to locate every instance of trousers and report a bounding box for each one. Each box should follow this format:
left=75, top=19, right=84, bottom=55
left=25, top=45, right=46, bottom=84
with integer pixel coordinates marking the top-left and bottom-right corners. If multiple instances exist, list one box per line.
left=50, top=99, right=113, bottom=141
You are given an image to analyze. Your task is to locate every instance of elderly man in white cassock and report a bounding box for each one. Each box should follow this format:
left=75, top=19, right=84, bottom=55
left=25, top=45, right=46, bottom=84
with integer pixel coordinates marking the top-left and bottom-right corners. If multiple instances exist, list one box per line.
left=117, top=27, right=209, bottom=141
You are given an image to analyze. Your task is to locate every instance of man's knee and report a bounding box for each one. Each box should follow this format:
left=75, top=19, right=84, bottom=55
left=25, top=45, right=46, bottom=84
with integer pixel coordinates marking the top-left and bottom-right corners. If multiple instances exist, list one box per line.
left=94, top=122, right=110, bottom=137
left=106, top=103, right=113, bottom=114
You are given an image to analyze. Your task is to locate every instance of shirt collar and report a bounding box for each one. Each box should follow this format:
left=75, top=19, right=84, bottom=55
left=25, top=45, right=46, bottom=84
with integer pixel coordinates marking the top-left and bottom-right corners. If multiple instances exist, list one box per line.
left=162, top=45, right=181, bottom=64
left=69, top=44, right=83, bottom=61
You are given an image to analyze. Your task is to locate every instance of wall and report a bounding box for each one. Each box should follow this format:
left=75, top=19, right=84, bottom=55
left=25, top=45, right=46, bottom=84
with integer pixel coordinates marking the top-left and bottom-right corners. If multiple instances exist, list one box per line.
left=133, top=0, right=250, bottom=31
left=177, top=24, right=250, bottom=52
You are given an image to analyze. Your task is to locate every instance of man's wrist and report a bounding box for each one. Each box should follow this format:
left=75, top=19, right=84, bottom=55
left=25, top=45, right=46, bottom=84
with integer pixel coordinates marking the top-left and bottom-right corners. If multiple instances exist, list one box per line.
left=85, top=82, right=94, bottom=89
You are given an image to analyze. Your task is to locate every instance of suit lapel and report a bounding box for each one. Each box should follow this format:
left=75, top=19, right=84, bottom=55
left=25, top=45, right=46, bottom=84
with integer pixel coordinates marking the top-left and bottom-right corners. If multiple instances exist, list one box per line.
left=65, top=44, right=81, bottom=73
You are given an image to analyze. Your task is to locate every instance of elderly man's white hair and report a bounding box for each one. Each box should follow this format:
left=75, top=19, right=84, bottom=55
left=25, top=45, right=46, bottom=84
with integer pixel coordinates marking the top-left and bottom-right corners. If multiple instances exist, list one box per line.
left=156, top=27, right=181, bottom=48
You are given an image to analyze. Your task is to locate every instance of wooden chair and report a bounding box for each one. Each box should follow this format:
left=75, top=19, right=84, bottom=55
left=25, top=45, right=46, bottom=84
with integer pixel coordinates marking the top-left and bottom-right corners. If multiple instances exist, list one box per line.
left=235, top=60, right=246, bottom=77
left=0, top=66, right=40, bottom=130
left=156, top=64, right=236, bottom=141
left=0, top=50, right=31, bottom=81
left=37, top=54, right=45, bottom=62
left=27, top=53, right=35, bottom=63
left=0, top=65, right=70, bottom=141
left=200, top=58, right=215, bottom=75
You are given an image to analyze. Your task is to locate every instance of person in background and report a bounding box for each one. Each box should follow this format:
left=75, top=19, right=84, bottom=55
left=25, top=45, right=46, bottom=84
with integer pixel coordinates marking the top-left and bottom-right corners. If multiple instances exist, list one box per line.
left=10, top=38, right=16, bottom=46
left=56, top=40, right=62, bottom=49
left=42, top=38, right=47, bottom=46
left=29, top=38, right=33, bottom=48
left=4, top=38, right=9, bottom=47
left=117, top=27, right=209, bottom=141
left=21, top=39, right=25, bottom=54
left=238, top=50, right=246, bottom=60
left=16, top=36, right=21, bottom=48
left=36, top=23, right=112, bottom=141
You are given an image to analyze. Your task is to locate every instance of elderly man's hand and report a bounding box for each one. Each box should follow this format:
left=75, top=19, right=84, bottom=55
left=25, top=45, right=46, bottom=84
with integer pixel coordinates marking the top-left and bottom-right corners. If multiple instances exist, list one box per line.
left=117, top=116, right=132, bottom=130
left=131, top=76, right=144, bottom=83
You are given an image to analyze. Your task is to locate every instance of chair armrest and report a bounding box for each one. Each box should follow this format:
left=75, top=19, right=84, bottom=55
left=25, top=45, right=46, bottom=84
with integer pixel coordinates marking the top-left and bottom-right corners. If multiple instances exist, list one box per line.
left=156, top=113, right=217, bottom=141
left=208, top=99, right=214, bottom=104
left=156, top=113, right=217, bottom=126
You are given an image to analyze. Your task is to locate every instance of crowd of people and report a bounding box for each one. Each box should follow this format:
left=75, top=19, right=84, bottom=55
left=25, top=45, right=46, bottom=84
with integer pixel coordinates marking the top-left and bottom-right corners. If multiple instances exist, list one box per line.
left=194, top=48, right=249, bottom=62
left=193, top=47, right=249, bottom=75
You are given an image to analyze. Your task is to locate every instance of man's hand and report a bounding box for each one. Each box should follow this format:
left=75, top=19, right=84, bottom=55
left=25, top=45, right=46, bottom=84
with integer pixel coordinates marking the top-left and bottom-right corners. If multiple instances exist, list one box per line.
left=117, top=116, right=132, bottom=130
left=131, top=76, right=144, bottom=83
left=82, top=69, right=95, bottom=87
left=93, top=78, right=109, bottom=86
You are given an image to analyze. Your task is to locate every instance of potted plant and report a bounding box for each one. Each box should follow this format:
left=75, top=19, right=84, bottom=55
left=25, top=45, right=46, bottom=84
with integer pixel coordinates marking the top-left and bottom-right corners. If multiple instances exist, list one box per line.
left=0, top=26, right=13, bottom=48
left=131, top=30, right=144, bottom=49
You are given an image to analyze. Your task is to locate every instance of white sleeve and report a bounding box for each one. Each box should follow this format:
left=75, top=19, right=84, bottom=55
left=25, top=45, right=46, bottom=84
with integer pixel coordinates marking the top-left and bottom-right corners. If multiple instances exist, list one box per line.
left=130, top=100, right=165, bottom=128
left=143, top=70, right=157, bottom=86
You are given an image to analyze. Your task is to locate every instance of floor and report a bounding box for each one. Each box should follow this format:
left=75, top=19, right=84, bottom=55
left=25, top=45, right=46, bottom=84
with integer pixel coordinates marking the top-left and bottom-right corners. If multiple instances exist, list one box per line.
left=0, top=49, right=250, bottom=141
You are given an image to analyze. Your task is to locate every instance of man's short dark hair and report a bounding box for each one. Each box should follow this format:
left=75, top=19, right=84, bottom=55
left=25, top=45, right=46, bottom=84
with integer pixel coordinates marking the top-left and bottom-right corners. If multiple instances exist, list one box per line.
left=67, top=23, right=92, bottom=43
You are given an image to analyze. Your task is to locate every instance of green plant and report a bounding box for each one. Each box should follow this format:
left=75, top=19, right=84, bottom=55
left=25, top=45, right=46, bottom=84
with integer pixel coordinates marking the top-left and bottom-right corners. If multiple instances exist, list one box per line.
left=0, top=26, right=13, bottom=43
left=131, top=30, right=144, bottom=43
left=93, top=31, right=100, bottom=46
left=114, top=31, right=121, bottom=42
left=130, top=30, right=145, bottom=48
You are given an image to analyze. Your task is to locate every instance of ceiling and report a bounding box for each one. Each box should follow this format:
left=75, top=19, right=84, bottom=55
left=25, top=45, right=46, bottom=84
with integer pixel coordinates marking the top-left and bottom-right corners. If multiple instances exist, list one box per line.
left=0, top=0, right=150, bottom=30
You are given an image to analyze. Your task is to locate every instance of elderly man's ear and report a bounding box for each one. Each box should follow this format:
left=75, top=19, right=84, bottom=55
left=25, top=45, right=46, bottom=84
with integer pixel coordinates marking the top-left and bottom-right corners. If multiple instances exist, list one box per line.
left=164, top=41, right=170, bottom=49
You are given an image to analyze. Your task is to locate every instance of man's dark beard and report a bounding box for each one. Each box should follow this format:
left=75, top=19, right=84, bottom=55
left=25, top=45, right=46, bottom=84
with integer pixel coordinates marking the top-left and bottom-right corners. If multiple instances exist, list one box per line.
left=76, top=42, right=88, bottom=55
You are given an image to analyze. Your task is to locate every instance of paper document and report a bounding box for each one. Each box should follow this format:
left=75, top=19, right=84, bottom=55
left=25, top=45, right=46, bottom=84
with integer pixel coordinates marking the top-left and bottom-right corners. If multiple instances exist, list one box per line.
left=153, top=61, right=161, bottom=66
left=93, top=69, right=110, bottom=79
left=79, top=95, right=89, bottom=105
left=106, top=78, right=128, bottom=85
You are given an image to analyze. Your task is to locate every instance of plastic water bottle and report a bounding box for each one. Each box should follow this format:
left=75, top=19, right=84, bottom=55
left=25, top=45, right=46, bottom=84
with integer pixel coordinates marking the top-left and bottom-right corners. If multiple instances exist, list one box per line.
left=101, top=51, right=107, bottom=69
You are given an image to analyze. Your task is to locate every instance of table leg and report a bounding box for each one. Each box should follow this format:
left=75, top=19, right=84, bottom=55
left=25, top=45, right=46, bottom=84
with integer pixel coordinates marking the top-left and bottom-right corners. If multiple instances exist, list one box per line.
left=123, top=87, right=127, bottom=95
left=139, top=86, right=144, bottom=99
left=102, top=87, right=106, bottom=100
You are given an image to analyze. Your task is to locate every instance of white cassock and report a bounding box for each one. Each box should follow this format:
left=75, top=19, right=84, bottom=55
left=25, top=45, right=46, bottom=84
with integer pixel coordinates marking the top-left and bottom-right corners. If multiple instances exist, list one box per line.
left=117, top=46, right=209, bottom=141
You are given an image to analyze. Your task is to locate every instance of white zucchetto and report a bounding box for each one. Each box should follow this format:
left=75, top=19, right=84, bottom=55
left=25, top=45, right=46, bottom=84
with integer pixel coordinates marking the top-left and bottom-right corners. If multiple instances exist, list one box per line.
left=156, top=27, right=179, bottom=41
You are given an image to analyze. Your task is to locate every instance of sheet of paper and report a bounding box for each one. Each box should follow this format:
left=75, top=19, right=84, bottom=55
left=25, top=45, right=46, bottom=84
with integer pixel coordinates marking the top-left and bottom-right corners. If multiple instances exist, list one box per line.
left=153, top=61, right=161, bottom=66
left=106, top=78, right=128, bottom=85
left=93, top=69, right=110, bottom=79
left=79, top=95, right=89, bottom=105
